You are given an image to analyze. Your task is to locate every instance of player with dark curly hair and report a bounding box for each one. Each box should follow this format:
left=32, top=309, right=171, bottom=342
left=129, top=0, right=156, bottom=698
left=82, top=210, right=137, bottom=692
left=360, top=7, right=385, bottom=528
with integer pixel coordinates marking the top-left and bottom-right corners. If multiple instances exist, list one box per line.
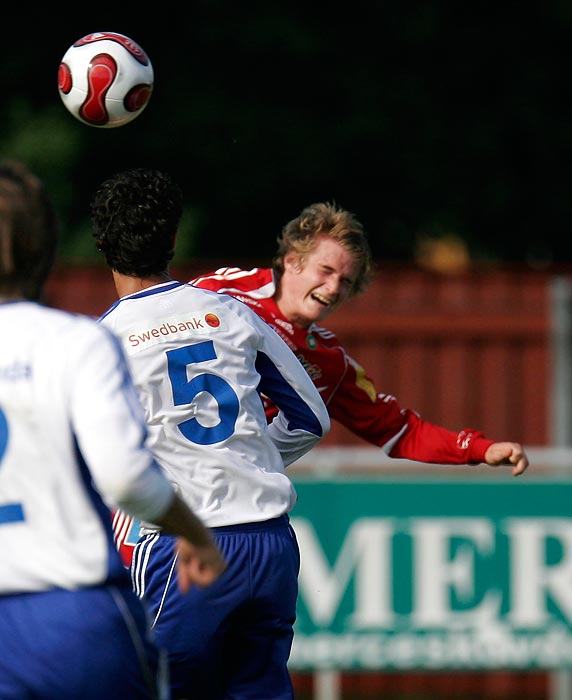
left=91, top=168, right=330, bottom=700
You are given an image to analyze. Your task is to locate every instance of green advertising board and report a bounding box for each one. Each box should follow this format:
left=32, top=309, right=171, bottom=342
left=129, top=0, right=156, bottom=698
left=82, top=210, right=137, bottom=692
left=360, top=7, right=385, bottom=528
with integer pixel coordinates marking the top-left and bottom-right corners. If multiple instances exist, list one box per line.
left=288, top=477, right=572, bottom=671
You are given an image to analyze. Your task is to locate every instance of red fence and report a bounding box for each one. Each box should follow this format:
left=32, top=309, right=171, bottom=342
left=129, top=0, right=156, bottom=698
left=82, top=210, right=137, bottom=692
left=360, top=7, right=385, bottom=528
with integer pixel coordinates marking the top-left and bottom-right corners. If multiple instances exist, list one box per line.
left=46, top=263, right=553, bottom=447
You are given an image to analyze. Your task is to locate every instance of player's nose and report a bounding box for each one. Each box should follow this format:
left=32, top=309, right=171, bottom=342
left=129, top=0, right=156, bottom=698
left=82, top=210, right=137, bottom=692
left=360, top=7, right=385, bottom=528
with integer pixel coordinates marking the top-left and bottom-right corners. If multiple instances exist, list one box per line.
left=323, top=276, right=342, bottom=298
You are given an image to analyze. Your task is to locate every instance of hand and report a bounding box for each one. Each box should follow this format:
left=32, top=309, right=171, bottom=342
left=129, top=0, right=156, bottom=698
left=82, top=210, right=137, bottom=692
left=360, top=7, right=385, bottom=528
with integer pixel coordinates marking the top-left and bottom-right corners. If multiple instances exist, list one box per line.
left=484, top=442, right=529, bottom=477
left=175, top=538, right=226, bottom=593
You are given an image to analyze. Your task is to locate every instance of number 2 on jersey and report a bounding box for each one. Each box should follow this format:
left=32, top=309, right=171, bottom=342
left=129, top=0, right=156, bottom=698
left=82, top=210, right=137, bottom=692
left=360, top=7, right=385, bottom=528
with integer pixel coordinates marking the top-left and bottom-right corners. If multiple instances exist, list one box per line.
left=167, top=340, right=240, bottom=445
left=0, top=406, right=25, bottom=525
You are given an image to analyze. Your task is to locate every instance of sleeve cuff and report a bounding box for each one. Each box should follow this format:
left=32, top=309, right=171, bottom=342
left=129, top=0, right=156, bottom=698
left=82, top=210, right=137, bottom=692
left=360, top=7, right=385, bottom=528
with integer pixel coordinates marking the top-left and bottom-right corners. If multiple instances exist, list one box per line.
left=466, top=434, right=495, bottom=464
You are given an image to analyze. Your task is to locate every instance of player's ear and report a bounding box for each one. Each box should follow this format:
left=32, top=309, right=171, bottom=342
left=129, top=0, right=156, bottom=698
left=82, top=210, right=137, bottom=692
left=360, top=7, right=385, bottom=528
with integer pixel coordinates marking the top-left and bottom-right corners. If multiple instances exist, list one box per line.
left=284, top=251, right=303, bottom=273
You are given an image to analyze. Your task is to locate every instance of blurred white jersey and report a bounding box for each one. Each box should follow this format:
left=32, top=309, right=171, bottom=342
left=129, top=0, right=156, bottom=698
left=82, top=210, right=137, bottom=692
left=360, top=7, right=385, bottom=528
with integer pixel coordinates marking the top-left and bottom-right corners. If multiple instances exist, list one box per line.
left=0, top=301, right=174, bottom=594
left=99, top=280, right=330, bottom=527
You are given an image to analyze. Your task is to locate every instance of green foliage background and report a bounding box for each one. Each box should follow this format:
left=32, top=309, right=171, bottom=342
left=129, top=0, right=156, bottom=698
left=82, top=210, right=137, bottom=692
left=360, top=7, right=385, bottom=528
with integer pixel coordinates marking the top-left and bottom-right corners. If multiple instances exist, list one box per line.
left=3, top=3, right=572, bottom=266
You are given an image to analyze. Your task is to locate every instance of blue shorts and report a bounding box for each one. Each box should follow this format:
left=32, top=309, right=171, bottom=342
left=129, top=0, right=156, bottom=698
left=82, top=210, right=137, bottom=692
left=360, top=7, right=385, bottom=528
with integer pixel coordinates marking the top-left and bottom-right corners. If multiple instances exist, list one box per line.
left=0, top=585, right=167, bottom=700
left=132, top=515, right=300, bottom=700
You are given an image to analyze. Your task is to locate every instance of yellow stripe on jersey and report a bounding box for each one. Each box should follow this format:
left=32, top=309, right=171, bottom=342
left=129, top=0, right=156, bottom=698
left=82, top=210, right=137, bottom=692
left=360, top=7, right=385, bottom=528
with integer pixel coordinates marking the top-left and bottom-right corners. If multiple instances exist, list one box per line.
left=348, top=356, right=377, bottom=402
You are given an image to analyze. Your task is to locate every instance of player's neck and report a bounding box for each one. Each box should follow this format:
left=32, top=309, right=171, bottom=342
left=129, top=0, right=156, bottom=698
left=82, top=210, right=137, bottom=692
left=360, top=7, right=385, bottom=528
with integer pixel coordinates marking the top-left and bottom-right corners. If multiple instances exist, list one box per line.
left=274, top=286, right=312, bottom=330
left=112, top=270, right=172, bottom=299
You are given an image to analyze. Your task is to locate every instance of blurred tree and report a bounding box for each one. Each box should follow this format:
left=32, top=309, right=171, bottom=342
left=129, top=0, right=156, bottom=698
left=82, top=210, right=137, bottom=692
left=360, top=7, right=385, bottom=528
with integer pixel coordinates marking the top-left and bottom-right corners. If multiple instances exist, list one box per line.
left=2, top=3, right=572, bottom=265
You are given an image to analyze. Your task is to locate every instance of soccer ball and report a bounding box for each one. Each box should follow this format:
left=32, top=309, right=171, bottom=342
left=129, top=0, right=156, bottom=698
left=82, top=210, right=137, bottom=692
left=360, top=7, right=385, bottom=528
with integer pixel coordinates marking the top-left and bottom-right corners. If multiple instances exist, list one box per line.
left=57, top=32, right=153, bottom=128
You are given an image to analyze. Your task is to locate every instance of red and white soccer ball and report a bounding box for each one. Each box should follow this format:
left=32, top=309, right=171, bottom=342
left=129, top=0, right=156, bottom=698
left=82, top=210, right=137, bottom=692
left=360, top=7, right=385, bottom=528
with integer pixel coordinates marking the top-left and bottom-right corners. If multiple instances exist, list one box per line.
left=57, top=32, right=153, bottom=128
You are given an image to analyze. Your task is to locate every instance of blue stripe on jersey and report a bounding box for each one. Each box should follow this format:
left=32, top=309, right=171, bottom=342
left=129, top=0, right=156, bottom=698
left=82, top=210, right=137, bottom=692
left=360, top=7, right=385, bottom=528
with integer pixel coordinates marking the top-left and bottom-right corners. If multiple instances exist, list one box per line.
left=73, top=434, right=131, bottom=585
left=0, top=503, right=24, bottom=524
left=255, top=351, right=324, bottom=437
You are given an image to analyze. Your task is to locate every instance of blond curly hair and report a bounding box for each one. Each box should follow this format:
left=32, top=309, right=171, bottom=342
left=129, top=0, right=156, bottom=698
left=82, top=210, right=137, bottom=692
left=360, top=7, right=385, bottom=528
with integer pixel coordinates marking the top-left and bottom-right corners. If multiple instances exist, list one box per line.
left=272, top=202, right=373, bottom=296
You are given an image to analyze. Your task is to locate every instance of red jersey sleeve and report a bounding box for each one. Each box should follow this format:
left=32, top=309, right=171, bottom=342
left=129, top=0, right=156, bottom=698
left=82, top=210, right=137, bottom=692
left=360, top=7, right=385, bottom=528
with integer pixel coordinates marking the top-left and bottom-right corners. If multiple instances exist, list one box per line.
left=328, top=353, right=494, bottom=465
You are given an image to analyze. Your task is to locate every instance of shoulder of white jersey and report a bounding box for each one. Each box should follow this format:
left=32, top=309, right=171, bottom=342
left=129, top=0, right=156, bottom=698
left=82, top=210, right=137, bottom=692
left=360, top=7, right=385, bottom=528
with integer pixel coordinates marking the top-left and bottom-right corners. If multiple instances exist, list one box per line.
left=98, top=297, right=122, bottom=323
left=69, top=311, right=127, bottom=357
left=31, top=303, right=103, bottom=335
left=21, top=303, right=123, bottom=364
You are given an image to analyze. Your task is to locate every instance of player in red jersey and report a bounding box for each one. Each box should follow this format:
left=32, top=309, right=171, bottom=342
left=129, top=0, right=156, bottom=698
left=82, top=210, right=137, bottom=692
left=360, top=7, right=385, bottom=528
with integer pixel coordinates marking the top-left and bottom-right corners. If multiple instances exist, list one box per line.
left=116, top=202, right=529, bottom=567
left=191, top=202, right=529, bottom=470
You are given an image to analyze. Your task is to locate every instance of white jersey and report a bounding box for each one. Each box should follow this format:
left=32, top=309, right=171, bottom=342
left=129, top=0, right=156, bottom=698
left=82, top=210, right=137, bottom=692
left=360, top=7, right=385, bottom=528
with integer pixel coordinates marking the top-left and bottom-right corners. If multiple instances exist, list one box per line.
left=99, top=280, right=330, bottom=527
left=0, top=301, right=174, bottom=594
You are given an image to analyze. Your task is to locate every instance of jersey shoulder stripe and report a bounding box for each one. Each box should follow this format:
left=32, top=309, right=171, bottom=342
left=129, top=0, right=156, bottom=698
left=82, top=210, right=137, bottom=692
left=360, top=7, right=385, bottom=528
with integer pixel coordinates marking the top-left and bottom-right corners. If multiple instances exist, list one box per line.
left=312, top=325, right=338, bottom=341
left=191, top=267, right=275, bottom=300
